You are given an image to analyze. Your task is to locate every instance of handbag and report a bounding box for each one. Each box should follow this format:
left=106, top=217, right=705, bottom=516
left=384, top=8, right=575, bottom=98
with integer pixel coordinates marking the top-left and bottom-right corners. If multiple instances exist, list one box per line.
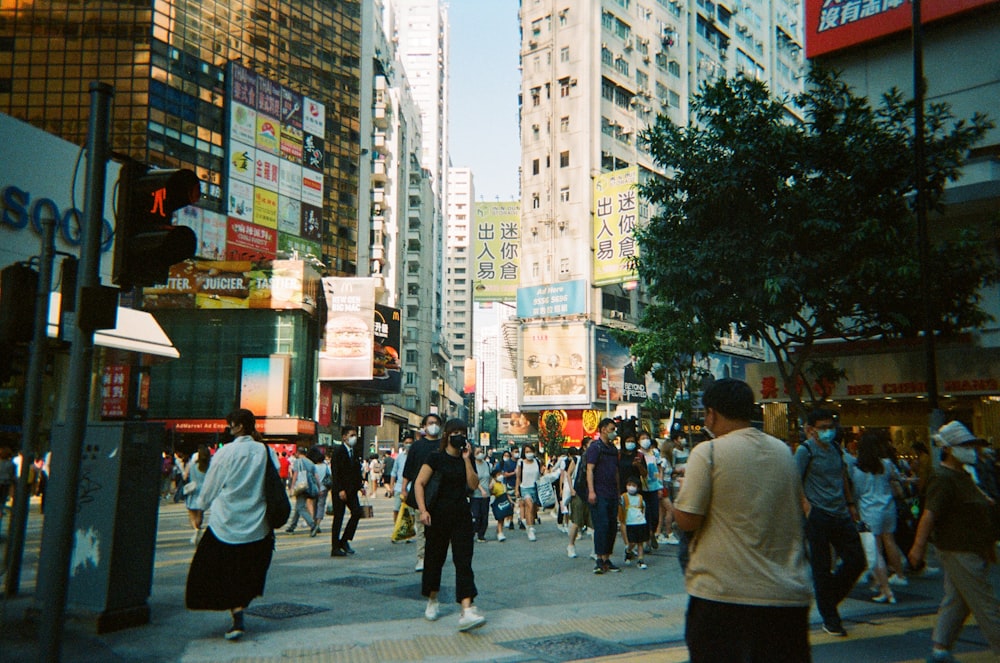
left=262, top=446, right=291, bottom=530
left=360, top=494, right=374, bottom=519
left=536, top=477, right=557, bottom=509
left=392, top=504, right=416, bottom=541
left=293, top=469, right=310, bottom=497
left=423, top=470, right=442, bottom=512
left=182, top=481, right=197, bottom=496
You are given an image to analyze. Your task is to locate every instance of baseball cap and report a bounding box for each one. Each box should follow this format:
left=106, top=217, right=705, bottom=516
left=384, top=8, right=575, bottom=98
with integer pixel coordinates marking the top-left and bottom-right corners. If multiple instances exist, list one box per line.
left=933, top=421, right=986, bottom=447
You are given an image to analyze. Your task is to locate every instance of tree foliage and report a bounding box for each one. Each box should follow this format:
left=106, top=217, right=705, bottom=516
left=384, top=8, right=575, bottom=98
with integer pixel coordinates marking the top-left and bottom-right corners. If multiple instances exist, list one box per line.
left=635, top=68, right=996, bottom=432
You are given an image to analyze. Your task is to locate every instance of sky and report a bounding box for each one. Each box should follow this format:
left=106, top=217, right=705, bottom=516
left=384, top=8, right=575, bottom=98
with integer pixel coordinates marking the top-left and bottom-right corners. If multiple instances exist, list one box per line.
left=447, top=0, right=521, bottom=202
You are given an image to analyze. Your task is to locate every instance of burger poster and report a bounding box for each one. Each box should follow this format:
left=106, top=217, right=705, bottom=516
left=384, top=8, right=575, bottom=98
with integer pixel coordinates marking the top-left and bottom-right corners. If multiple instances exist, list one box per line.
left=339, top=304, right=402, bottom=393
left=319, top=277, right=376, bottom=381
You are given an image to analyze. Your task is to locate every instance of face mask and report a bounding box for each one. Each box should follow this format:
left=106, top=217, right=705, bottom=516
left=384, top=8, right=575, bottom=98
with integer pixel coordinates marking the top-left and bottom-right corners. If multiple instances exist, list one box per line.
left=608, top=430, right=619, bottom=441
left=817, top=429, right=837, bottom=444
left=346, top=435, right=357, bottom=447
left=512, top=453, right=519, bottom=459
left=627, top=486, right=638, bottom=495
left=950, top=446, right=977, bottom=465
left=475, top=452, right=485, bottom=461
left=625, top=442, right=636, bottom=451
left=448, top=434, right=467, bottom=449
left=639, top=439, right=652, bottom=449
left=503, top=456, right=510, bottom=462
left=426, top=424, right=441, bottom=437
left=524, top=452, right=535, bottom=460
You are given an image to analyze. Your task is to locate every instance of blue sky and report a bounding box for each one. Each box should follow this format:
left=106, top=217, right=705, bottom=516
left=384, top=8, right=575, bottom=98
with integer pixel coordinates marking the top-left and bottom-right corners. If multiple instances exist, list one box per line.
left=447, top=0, right=521, bottom=201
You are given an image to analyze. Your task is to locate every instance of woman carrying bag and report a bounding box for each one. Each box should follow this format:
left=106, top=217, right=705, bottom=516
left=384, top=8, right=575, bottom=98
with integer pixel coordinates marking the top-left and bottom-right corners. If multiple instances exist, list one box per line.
left=185, top=409, right=278, bottom=641
left=414, top=419, right=487, bottom=631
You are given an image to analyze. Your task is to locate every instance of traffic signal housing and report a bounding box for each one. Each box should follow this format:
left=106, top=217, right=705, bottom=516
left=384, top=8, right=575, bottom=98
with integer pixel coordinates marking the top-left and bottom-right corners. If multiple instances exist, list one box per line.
left=113, top=161, right=199, bottom=288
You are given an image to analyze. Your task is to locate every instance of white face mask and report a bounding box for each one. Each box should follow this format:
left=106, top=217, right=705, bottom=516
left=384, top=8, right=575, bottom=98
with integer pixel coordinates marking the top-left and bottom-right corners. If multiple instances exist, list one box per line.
left=950, top=446, right=978, bottom=465
left=639, top=438, right=652, bottom=449
left=346, top=435, right=357, bottom=447
left=475, top=452, right=485, bottom=461
left=425, top=423, right=441, bottom=437
left=524, top=452, right=535, bottom=460
left=627, top=486, right=638, bottom=495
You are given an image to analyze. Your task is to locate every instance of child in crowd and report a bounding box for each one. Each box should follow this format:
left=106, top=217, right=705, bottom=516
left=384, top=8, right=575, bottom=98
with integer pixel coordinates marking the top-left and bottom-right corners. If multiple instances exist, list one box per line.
left=489, top=468, right=511, bottom=542
left=619, top=477, right=649, bottom=569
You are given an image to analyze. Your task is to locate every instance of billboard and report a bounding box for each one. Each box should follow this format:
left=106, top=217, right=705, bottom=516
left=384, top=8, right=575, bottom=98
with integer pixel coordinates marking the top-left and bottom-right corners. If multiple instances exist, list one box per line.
left=520, top=322, right=590, bottom=407
left=239, top=355, right=291, bottom=417
left=319, top=277, right=377, bottom=381
left=473, top=201, right=520, bottom=301
left=498, top=409, right=602, bottom=448
left=593, top=167, right=639, bottom=286
left=338, top=304, right=403, bottom=393
left=594, top=327, right=648, bottom=403
left=142, top=259, right=320, bottom=312
left=516, top=279, right=587, bottom=319
left=225, top=62, right=325, bottom=264
left=805, top=0, right=996, bottom=58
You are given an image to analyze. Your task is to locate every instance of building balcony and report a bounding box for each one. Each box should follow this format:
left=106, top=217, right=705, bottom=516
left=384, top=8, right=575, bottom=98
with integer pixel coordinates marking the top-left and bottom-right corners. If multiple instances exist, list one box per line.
left=372, top=159, right=388, bottom=183
left=374, top=131, right=387, bottom=150
left=374, top=104, right=388, bottom=128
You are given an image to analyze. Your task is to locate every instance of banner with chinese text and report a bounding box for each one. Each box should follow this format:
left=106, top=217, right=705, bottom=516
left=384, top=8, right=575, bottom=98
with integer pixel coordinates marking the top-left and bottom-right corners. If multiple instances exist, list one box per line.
left=592, top=167, right=639, bottom=286
left=473, top=202, right=520, bottom=301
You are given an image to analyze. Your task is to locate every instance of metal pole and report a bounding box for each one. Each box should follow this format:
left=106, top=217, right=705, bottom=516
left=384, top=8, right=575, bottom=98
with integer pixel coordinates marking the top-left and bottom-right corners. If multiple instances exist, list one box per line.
left=911, top=0, right=944, bottom=432
left=3, top=217, right=56, bottom=597
left=36, top=81, right=113, bottom=663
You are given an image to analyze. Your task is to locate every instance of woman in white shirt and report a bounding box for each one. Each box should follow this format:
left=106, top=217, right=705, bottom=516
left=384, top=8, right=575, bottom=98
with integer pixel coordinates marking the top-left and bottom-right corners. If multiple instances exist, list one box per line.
left=185, top=408, right=279, bottom=640
left=515, top=444, right=544, bottom=541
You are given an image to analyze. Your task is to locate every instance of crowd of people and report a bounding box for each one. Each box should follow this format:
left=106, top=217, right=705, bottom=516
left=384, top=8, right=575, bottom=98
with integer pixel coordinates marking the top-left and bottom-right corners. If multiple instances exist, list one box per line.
left=118, top=381, right=1000, bottom=661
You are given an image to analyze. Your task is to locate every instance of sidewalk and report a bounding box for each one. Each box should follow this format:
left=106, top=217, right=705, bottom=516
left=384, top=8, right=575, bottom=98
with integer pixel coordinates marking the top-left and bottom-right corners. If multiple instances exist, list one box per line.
left=1, top=496, right=996, bottom=662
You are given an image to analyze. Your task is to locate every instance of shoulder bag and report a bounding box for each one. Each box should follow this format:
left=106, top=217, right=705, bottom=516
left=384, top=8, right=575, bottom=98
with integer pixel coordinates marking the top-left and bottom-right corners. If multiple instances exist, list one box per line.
left=262, top=446, right=292, bottom=530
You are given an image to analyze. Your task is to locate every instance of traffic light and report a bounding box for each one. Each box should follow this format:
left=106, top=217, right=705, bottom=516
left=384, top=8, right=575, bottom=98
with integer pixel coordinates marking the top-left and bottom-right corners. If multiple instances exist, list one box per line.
left=113, top=161, right=199, bottom=288
left=0, top=262, right=39, bottom=344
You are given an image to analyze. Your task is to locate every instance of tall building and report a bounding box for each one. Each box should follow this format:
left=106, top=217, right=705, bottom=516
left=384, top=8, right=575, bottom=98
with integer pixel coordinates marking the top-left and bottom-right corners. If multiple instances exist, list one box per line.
left=0, top=0, right=364, bottom=274
left=445, top=167, right=474, bottom=364
left=511, top=0, right=800, bottom=424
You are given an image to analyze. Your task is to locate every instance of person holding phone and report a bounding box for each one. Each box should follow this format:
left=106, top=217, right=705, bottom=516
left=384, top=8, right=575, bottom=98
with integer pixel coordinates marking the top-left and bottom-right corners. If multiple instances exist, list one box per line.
left=413, top=419, right=486, bottom=631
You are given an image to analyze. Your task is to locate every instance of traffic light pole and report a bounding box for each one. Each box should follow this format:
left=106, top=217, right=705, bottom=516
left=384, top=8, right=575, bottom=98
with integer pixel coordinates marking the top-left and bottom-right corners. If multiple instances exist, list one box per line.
left=3, top=216, right=56, bottom=598
left=35, top=82, right=114, bottom=663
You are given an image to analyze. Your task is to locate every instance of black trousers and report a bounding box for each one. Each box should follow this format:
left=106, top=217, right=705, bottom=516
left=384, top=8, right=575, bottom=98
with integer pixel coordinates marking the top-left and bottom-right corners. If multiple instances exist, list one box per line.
left=686, top=596, right=811, bottom=663
left=805, top=509, right=865, bottom=628
left=330, top=490, right=362, bottom=551
left=422, top=501, right=477, bottom=603
left=470, top=497, right=490, bottom=539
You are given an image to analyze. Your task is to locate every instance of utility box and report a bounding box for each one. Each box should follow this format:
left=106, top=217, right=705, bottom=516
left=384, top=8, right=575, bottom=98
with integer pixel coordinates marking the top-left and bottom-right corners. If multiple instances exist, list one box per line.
left=60, top=422, right=164, bottom=633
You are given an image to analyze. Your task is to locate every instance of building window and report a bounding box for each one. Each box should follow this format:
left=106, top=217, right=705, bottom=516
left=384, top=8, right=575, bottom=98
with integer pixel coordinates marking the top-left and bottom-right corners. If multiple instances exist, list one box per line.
left=559, top=78, right=570, bottom=97
left=668, top=59, right=682, bottom=77
left=406, top=349, right=418, bottom=363
left=601, top=47, right=614, bottom=67
left=532, top=194, right=540, bottom=209
left=560, top=46, right=570, bottom=62
left=406, top=372, right=417, bottom=385
left=614, top=56, right=629, bottom=76
left=560, top=151, right=569, bottom=167
left=559, top=8, right=568, bottom=26
left=532, top=158, right=540, bottom=175
left=531, top=87, right=541, bottom=106
left=559, top=187, right=570, bottom=202
left=560, top=116, right=570, bottom=132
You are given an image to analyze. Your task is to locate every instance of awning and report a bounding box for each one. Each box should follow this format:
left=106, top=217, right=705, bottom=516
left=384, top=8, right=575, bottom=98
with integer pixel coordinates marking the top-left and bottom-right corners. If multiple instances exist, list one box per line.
left=46, top=292, right=180, bottom=359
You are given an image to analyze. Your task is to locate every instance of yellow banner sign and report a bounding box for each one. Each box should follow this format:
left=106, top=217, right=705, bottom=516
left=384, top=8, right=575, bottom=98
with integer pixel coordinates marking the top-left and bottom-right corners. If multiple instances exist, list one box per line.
left=592, top=167, right=639, bottom=286
left=473, top=201, right=520, bottom=301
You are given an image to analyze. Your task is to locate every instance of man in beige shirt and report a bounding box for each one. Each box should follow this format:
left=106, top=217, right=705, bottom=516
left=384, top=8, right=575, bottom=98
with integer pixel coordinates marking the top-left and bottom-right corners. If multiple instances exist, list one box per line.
left=674, top=378, right=812, bottom=662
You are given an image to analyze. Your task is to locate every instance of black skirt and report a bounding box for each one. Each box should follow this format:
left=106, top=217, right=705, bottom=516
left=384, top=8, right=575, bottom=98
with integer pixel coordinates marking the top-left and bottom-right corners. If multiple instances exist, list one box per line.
left=185, top=527, right=275, bottom=611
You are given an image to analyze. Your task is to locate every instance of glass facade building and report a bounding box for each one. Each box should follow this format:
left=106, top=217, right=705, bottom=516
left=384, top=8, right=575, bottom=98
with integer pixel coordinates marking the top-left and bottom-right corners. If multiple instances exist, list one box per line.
left=0, top=0, right=363, bottom=273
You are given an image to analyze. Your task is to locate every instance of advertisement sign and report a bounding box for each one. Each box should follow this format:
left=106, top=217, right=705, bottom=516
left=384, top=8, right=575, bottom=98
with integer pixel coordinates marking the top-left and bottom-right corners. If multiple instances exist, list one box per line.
left=498, top=409, right=602, bottom=448
left=805, top=0, right=996, bottom=58
left=473, top=201, right=520, bottom=302
left=319, top=277, right=377, bottom=381
left=100, top=364, right=130, bottom=419
left=225, top=62, right=325, bottom=261
left=593, top=167, right=639, bottom=286
left=464, top=357, right=477, bottom=395
left=142, top=259, right=320, bottom=312
left=339, top=304, right=403, bottom=393
left=594, top=327, right=647, bottom=403
left=520, top=322, right=590, bottom=407
left=226, top=218, right=277, bottom=261
left=517, top=279, right=587, bottom=319
left=239, top=355, right=291, bottom=417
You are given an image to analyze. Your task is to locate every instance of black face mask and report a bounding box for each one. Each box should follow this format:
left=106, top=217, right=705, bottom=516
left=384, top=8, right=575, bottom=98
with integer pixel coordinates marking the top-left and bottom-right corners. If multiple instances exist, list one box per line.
left=448, top=434, right=467, bottom=449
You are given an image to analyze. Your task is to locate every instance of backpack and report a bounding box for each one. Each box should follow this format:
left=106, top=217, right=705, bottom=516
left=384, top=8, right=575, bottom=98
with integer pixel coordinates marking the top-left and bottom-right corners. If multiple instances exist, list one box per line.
left=572, top=455, right=589, bottom=497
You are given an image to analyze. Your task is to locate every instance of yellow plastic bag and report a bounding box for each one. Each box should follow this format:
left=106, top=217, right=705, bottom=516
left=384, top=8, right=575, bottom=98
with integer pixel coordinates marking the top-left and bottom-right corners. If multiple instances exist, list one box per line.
left=391, top=503, right=416, bottom=542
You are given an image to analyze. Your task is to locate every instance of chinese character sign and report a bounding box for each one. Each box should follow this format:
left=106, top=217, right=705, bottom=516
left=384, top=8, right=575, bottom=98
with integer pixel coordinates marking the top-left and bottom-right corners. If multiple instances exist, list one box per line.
left=473, top=201, right=520, bottom=302
left=592, top=167, right=639, bottom=287
left=100, top=364, right=130, bottom=419
left=805, top=0, right=994, bottom=58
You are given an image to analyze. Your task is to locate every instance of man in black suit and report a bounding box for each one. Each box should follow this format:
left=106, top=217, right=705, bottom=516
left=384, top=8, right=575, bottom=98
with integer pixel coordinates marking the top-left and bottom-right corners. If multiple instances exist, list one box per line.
left=330, top=425, right=365, bottom=556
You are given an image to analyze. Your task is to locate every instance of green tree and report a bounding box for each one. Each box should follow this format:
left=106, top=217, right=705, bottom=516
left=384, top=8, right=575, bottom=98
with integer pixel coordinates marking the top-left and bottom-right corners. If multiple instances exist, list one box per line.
left=636, top=68, right=996, bottom=436
left=538, top=411, right=566, bottom=459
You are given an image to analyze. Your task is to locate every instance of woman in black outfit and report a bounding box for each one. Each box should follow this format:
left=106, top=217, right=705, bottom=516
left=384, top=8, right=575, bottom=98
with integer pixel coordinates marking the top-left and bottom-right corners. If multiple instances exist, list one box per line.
left=414, top=418, right=486, bottom=631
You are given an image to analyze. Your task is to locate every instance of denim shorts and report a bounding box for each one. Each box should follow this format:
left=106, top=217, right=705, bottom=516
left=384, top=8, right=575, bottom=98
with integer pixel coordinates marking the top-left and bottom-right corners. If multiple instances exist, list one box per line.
left=520, top=485, right=539, bottom=505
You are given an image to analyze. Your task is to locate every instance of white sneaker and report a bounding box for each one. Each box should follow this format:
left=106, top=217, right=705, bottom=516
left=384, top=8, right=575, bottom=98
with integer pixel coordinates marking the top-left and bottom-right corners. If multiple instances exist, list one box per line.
left=656, top=533, right=669, bottom=544
left=888, top=574, right=909, bottom=587
left=424, top=598, right=440, bottom=621
left=567, top=544, right=577, bottom=558
left=497, top=532, right=506, bottom=542
left=527, top=527, right=536, bottom=541
left=415, top=559, right=424, bottom=572
left=458, top=606, right=486, bottom=631
left=664, top=533, right=680, bottom=545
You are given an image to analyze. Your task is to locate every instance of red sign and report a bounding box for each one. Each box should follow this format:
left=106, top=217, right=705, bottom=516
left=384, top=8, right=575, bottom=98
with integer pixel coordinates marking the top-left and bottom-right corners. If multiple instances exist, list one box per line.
left=348, top=405, right=383, bottom=427
left=318, top=383, right=334, bottom=427
left=100, top=364, right=130, bottom=419
left=161, top=419, right=229, bottom=433
left=226, top=218, right=277, bottom=261
left=805, top=0, right=996, bottom=58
